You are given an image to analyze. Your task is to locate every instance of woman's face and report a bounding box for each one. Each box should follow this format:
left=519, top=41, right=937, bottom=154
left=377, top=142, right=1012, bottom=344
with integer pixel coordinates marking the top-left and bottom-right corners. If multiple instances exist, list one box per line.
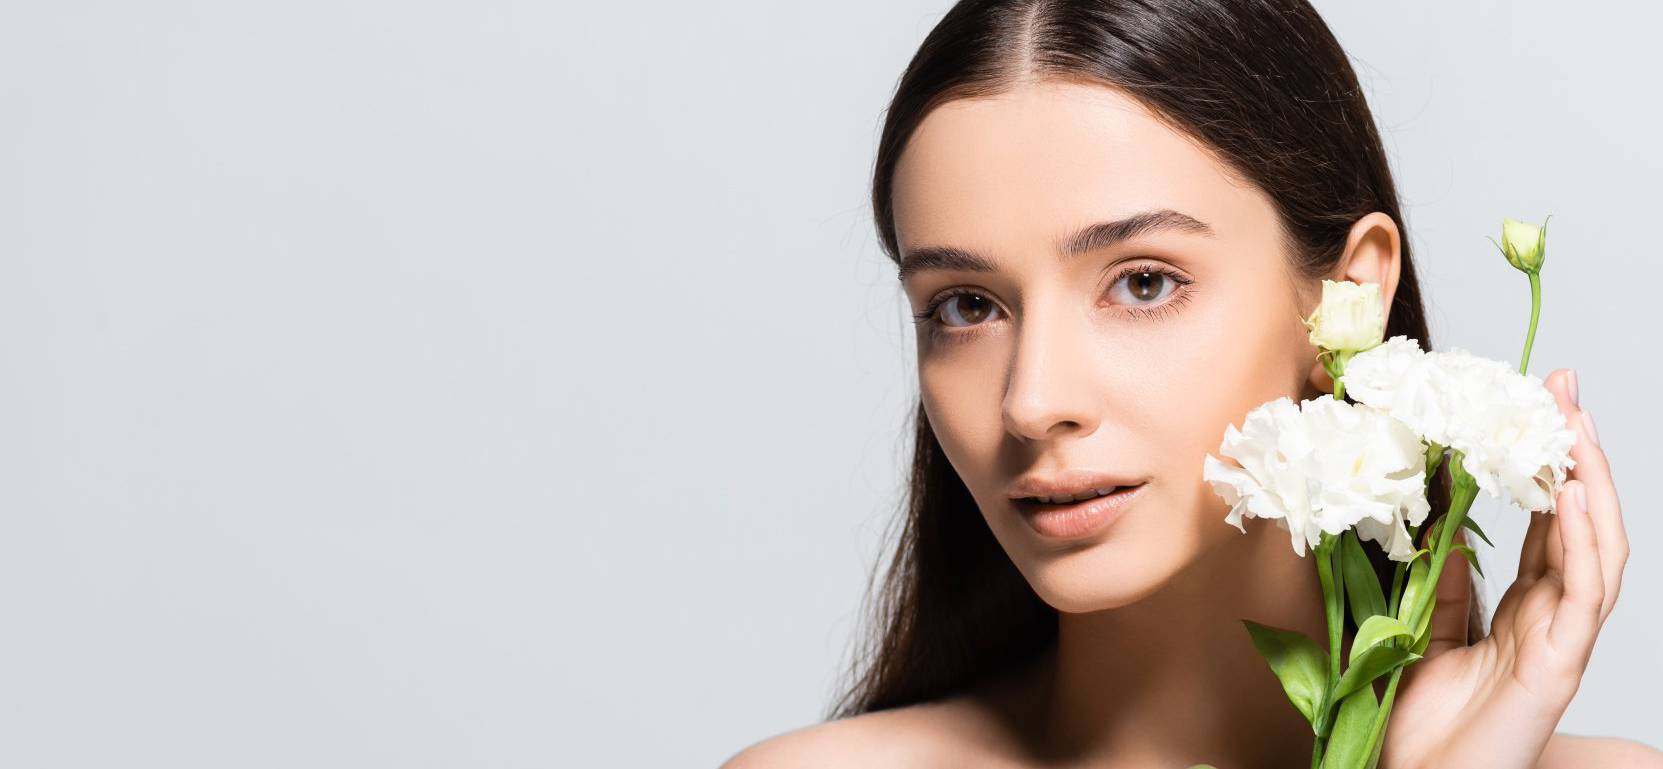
left=892, top=80, right=1324, bottom=613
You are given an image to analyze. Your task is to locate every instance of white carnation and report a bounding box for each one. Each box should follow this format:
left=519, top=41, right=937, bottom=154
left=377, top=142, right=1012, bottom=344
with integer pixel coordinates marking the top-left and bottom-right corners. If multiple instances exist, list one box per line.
left=1203, top=396, right=1431, bottom=560
left=1334, top=336, right=1451, bottom=437
left=1341, top=335, right=1577, bottom=513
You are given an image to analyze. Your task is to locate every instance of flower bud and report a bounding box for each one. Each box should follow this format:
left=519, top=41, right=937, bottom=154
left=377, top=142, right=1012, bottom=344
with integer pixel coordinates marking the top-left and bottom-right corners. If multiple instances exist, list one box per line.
left=1301, top=279, right=1386, bottom=354
left=1497, top=216, right=1549, bottom=273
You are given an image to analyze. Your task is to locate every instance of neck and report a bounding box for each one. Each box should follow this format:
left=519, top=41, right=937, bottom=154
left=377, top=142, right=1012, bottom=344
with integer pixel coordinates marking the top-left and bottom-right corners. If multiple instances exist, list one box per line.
left=1025, top=521, right=1331, bottom=767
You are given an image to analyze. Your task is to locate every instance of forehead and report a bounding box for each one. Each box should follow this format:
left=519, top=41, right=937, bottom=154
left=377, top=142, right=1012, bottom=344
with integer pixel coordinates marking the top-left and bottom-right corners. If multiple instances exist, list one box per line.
left=891, top=80, right=1258, bottom=252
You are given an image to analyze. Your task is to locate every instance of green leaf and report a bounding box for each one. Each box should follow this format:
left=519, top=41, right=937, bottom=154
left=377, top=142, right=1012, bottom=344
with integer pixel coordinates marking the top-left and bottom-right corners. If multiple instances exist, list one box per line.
left=1340, top=531, right=1387, bottom=629
left=1324, top=685, right=1381, bottom=769
left=1459, top=515, right=1495, bottom=548
left=1333, top=645, right=1420, bottom=703
left=1350, top=615, right=1414, bottom=666
left=1241, top=619, right=1329, bottom=726
left=1396, top=554, right=1431, bottom=632
left=1410, top=605, right=1435, bottom=655
left=1422, top=514, right=1447, bottom=551
left=1453, top=543, right=1486, bottom=578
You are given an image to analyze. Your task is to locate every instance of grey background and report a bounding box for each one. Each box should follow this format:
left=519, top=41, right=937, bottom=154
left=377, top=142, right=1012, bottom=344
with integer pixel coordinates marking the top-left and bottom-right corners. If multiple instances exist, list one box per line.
left=1, top=1, right=1657, bottom=766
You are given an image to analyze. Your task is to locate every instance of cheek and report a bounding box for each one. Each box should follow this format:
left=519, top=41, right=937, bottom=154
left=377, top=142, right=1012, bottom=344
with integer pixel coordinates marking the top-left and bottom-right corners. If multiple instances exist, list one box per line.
left=918, top=361, right=1003, bottom=484
left=1127, top=289, right=1310, bottom=498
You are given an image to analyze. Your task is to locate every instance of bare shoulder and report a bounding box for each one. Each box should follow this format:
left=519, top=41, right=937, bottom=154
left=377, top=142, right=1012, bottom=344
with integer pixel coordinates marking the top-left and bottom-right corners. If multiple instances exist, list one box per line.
left=717, top=703, right=968, bottom=769
left=1538, top=731, right=1663, bottom=768
left=720, top=658, right=1045, bottom=768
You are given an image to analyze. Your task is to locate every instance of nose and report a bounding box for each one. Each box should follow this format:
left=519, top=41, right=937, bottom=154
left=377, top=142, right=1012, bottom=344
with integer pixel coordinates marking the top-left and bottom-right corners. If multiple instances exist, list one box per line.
left=1000, top=306, right=1103, bottom=443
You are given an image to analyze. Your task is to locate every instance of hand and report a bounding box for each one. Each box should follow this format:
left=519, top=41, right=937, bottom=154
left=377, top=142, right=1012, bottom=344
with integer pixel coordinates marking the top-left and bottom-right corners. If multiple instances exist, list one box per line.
left=1377, top=368, right=1628, bottom=769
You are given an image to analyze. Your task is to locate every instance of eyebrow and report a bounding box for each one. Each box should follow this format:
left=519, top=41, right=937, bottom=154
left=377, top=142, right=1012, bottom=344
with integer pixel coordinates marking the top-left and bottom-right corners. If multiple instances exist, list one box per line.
left=896, top=209, right=1216, bottom=283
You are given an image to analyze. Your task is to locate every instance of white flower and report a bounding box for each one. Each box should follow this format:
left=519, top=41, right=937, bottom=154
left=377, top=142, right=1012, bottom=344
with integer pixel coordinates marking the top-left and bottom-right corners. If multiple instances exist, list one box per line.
left=1301, top=279, right=1387, bottom=353
left=1341, top=335, right=1577, bottom=513
left=1498, top=217, right=1548, bottom=273
left=1203, top=396, right=1431, bottom=560
left=1330, top=335, right=1449, bottom=434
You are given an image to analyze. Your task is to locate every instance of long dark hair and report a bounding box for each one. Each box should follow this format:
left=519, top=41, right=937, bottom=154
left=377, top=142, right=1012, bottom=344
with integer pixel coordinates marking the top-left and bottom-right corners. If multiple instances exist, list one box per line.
left=830, top=0, right=1486, bottom=719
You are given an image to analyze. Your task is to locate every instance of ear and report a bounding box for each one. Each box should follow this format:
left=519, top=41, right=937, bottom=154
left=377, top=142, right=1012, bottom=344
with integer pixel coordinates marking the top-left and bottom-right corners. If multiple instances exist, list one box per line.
left=1334, top=212, right=1404, bottom=319
left=1306, top=211, right=1404, bottom=395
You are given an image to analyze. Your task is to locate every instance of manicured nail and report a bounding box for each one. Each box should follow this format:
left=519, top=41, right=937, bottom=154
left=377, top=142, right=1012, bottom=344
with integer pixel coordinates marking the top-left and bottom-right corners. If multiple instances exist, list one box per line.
left=1567, top=368, right=1579, bottom=406
left=1581, top=409, right=1600, bottom=447
left=1573, top=481, right=1587, bottom=511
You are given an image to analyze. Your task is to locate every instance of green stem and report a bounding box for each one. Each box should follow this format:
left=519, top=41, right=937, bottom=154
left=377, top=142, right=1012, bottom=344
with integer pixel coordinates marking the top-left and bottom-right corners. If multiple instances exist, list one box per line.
left=1361, top=454, right=1480, bottom=764
left=1360, top=665, right=1406, bottom=769
left=1312, top=533, right=1345, bottom=754
left=1327, top=350, right=1355, bottom=401
left=1404, top=473, right=1477, bottom=635
left=1519, top=271, right=1540, bottom=375
left=1387, top=557, right=1407, bottom=618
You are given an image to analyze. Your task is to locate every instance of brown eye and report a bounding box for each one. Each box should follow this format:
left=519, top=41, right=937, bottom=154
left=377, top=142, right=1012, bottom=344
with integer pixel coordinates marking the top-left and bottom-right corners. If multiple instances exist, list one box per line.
left=939, top=293, right=1000, bottom=327
left=1110, top=269, right=1181, bottom=307
left=1124, top=271, right=1169, bottom=303
left=1102, top=263, right=1196, bottom=320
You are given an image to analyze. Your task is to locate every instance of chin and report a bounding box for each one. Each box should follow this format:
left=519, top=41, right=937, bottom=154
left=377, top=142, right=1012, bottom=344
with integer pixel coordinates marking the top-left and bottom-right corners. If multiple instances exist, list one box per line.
left=1012, top=545, right=1180, bottom=614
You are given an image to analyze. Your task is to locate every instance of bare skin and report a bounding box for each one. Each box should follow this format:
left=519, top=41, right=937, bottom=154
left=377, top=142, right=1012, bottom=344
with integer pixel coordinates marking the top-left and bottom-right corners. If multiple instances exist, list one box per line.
left=723, top=78, right=1656, bottom=768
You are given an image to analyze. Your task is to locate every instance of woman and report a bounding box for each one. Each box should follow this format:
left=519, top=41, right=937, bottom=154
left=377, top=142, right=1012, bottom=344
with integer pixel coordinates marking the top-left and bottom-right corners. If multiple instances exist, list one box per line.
left=726, top=0, right=1653, bottom=765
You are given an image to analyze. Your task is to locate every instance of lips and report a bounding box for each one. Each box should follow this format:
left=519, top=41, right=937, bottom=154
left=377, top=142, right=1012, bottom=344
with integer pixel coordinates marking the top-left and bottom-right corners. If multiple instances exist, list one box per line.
left=1018, top=485, right=1126, bottom=505
left=1011, top=482, right=1143, bottom=513
left=1015, top=482, right=1147, bottom=539
left=1007, top=469, right=1146, bottom=502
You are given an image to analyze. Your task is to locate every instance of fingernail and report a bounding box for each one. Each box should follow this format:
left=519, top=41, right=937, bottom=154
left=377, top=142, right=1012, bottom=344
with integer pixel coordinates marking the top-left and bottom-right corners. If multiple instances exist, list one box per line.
left=1573, top=481, right=1587, bottom=511
left=1581, top=409, right=1600, bottom=447
left=1567, top=369, right=1580, bottom=406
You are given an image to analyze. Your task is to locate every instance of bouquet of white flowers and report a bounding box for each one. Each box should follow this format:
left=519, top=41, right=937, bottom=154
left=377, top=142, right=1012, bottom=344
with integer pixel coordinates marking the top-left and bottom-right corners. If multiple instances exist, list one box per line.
left=1192, top=218, right=1573, bottom=768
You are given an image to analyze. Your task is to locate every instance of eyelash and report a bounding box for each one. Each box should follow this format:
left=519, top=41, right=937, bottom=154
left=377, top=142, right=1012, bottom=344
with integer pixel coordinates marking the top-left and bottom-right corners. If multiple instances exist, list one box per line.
left=910, top=262, right=1197, bottom=343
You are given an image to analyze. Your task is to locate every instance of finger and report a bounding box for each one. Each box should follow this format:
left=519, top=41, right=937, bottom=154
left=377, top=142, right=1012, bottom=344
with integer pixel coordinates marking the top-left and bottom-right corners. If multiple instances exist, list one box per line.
left=1426, top=528, right=1475, bottom=657
left=1547, top=480, right=1603, bottom=654
left=1542, top=369, right=1580, bottom=453
left=1538, top=370, right=1575, bottom=581
left=1568, top=407, right=1628, bottom=622
left=1542, top=498, right=1565, bottom=579
left=1543, top=369, right=1627, bottom=622
left=1517, top=509, right=1552, bottom=582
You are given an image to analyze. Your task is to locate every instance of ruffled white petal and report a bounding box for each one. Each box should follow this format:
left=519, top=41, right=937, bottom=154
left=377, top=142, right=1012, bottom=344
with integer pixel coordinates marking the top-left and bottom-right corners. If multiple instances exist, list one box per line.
left=1204, top=395, right=1429, bottom=561
left=1341, top=336, right=1577, bottom=513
